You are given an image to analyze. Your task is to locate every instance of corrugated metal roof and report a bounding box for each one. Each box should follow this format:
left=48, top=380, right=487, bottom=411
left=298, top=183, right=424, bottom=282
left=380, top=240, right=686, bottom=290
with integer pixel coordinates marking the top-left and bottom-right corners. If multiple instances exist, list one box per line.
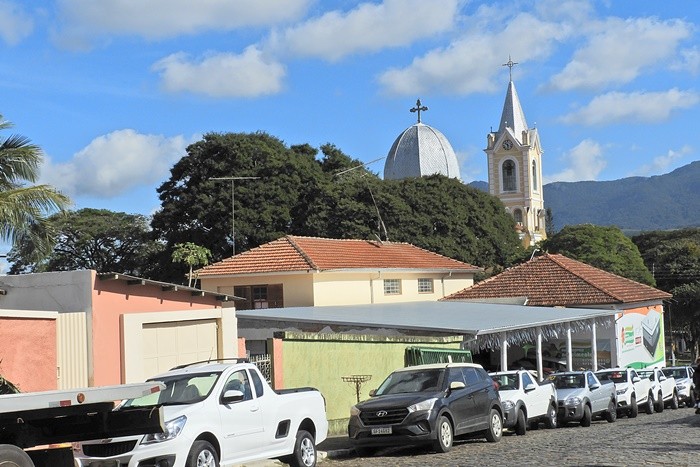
left=236, top=301, right=617, bottom=336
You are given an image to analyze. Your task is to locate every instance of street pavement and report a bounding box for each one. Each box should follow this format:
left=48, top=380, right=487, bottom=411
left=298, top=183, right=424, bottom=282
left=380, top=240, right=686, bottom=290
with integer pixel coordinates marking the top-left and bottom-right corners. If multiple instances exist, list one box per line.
left=316, top=405, right=700, bottom=466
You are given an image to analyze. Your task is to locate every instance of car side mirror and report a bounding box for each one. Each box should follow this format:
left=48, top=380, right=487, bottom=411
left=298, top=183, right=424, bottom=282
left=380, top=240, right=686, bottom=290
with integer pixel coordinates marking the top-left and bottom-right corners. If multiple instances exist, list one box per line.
left=590, top=383, right=600, bottom=390
left=524, top=383, right=536, bottom=392
left=449, top=381, right=466, bottom=390
left=632, top=376, right=641, bottom=383
left=658, top=375, right=666, bottom=381
left=369, top=389, right=377, bottom=397
left=222, top=389, right=244, bottom=404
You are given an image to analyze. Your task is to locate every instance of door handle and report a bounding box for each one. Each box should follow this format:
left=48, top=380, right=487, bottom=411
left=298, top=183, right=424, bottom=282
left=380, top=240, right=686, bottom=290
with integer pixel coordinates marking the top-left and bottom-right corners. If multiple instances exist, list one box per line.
left=250, top=406, right=260, bottom=412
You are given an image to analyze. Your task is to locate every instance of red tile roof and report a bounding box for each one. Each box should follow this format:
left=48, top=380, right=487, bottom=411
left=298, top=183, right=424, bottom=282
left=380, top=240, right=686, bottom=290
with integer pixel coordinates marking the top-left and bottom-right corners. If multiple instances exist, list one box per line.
left=442, top=253, right=671, bottom=306
left=197, top=235, right=481, bottom=277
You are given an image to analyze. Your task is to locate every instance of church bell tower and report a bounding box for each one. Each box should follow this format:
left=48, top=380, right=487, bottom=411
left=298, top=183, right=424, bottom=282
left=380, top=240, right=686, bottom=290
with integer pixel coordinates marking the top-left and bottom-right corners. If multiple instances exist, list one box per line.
left=484, top=58, right=546, bottom=246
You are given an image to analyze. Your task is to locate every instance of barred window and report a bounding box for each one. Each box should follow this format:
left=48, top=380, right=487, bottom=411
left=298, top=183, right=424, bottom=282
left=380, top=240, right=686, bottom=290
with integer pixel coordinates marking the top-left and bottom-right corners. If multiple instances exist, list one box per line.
left=384, top=279, right=401, bottom=295
left=418, top=278, right=434, bottom=293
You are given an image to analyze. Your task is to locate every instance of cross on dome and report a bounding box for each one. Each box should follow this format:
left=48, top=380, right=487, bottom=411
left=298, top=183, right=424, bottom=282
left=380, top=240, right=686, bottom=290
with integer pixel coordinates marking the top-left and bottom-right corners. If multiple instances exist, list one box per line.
left=410, top=99, right=428, bottom=123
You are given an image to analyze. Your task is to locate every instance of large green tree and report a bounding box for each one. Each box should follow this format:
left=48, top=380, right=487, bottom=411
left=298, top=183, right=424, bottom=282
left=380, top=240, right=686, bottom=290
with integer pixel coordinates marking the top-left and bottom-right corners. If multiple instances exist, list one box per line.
left=542, top=224, right=654, bottom=285
left=0, top=115, right=70, bottom=259
left=150, top=132, right=523, bottom=282
left=633, top=228, right=700, bottom=356
left=7, top=208, right=163, bottom=276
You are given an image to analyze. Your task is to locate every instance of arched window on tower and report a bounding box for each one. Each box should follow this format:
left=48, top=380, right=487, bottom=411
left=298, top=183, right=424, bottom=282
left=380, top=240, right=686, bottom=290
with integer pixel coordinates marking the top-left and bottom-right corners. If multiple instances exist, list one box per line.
left=532, top=160, right=538, bottom=191
left=502, top=160, right=516, bottom=191
left=513, top=208, right=523, bottom=225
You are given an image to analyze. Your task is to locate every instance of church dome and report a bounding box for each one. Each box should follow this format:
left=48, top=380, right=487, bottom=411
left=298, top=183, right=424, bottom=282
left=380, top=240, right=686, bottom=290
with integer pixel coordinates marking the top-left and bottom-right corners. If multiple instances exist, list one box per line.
left=383, top=122, right=461, bottom=180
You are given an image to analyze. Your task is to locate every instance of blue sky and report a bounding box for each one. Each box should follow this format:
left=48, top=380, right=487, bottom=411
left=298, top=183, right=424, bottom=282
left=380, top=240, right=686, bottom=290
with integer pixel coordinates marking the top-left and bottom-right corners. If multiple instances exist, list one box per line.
left=1, top=0, right=699, bottom=219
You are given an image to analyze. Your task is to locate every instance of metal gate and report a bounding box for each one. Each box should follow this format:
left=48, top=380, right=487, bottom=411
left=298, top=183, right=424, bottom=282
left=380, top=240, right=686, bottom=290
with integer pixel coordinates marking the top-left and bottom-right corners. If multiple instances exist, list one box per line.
left=249, top=354, right=272, bottom=384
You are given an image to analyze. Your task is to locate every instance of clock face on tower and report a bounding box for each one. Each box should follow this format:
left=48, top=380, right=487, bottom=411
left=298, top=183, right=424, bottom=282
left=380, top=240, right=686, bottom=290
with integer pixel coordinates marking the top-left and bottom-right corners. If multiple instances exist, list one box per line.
left=502, top=139, right=513, bottom=150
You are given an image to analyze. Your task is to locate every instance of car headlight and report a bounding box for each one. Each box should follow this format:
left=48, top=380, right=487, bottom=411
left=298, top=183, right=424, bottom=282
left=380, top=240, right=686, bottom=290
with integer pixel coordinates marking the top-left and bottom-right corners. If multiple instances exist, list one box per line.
left=616, top=388, right=628, bottom=395
left=407, top=398, right=438, bottom=413
left=141, top=415, right=187, bottom=445
left=501, top=400, right=515, bottom=410
left=677, top=384, right=687, bottom=390
left=565, top=397, right=582, bottom=406
left=350, top=405, right=360, bottom=417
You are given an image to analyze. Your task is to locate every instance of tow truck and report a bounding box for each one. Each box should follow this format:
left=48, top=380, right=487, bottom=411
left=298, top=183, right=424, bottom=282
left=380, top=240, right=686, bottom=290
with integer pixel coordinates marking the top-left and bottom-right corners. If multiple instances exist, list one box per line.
left=0, top=382, right=165, bottom=466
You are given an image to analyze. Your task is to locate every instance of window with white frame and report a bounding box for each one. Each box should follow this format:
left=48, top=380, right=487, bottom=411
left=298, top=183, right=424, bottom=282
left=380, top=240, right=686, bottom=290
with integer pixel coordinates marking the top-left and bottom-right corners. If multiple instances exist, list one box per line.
left=383, top=279, right=401, bottom=295
left=418, top=278, right=434, bottom=293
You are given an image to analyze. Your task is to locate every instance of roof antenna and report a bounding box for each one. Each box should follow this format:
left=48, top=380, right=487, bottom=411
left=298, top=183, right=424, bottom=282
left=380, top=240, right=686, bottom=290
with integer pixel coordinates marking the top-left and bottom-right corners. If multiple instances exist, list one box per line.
left=367, top=181, right=389, bottom=242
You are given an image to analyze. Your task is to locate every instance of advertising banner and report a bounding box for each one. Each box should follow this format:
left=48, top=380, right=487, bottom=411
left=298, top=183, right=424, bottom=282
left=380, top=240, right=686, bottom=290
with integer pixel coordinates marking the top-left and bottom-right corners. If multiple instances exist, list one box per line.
left=616, top=307, right=665, bottom=368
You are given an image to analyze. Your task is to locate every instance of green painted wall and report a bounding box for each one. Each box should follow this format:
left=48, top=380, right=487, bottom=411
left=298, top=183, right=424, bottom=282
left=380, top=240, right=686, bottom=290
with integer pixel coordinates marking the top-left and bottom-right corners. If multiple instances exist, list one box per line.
left=274, top=332, right=463, bottom=435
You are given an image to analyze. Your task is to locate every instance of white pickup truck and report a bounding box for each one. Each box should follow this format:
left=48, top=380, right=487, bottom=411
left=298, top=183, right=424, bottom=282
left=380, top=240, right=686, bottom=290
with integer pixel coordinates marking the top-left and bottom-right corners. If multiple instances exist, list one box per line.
left=0, top=381, right=165, bottom=467
left=637, top=367, right=679, bottom=412
left=490, top=370, right=558, bottom=434
left=75, top=359, right=328, bottom=467
left=595, top=368, right=654, bottom=417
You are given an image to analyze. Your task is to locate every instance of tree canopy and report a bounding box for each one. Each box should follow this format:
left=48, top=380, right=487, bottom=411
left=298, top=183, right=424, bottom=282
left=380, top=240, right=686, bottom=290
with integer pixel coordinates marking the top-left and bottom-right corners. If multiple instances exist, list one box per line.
left=633, top=228, right=700, bottom=356
left=7, top=208, right=163, bottom=276
left=0, top=115, right=70, bottom=259
left=542, top=224, right=654, bottom=285
left=149, top=131, right=523, bottom=282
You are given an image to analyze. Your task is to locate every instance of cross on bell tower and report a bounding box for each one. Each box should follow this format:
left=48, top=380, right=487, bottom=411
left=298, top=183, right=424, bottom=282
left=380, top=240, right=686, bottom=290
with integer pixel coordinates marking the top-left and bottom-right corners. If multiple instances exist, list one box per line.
left=410, top=98, right=428, bottom=123
left=502, top=55, right=518, bottom=81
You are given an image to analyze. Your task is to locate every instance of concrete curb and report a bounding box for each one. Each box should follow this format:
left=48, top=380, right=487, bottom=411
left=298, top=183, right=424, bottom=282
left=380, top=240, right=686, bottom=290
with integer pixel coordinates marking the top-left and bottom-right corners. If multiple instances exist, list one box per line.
left=320, top=448, right=355, bottom=459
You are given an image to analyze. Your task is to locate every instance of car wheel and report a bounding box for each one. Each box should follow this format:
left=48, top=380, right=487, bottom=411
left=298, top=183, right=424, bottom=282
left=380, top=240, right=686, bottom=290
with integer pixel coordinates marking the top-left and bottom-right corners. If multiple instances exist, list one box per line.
left=0, top=445, right=34, bottom=467
left=655, top=392, right=664, bottom=413
left=484, top=409, right=503, bottom=442
left=580, top=404, right=592, bottom=427
left=669, top=391, right=679, bottom=410
left=186, top=440, right=219, bottom=467
left=544, top=403, right=558, bottom=429
left=688, top=390, right=696, bottom=408
left=645, top=391, right=655, bottom=414
left=629, top=395, right=638, bottom=418
left=604, top=400, right=617, bottom=423
left=515, top=409, right=527, bottom=435
left=432, top=415, right=453, bottom=453
left=286, top=430, right=317, bottom=467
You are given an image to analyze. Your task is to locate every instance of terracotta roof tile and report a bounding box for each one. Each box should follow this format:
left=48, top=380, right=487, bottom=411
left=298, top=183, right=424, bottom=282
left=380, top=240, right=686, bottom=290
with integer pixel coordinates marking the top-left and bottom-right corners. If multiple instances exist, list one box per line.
left=197, top=235, right=481, bottom=277
left=442, top=253, right=671, bottom=306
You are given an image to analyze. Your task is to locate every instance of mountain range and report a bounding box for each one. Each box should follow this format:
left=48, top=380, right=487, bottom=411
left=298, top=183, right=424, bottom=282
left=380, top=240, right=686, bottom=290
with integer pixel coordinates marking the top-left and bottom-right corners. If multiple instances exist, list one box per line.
left=469, top=160, right=700, bottom=233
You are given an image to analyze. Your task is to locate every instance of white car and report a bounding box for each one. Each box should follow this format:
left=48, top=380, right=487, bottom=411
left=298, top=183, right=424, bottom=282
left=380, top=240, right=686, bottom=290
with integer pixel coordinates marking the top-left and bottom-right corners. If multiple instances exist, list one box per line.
left=490, top=370, right=558, bottom=434
left=596, top=368, right=654, bottom=417
left=75, top=360, right=328, bottom=467
left=638, top=367, right=678, bottom=412
left=662, top=366, right=696, bottom=408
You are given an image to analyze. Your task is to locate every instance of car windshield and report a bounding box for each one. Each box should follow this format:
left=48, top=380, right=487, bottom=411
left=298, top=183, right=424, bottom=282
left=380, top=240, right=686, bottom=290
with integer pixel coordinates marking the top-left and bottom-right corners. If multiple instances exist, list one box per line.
left=121, top=372, right=221, bottom=407
left=661, top=368, right=687, bottom=379
left=597, top=371, right=628, bottom=383
left=375, top=369, right=443, bottom=395
left=638, top=370, right=655, bottom=381
left=549, top=374, right=585, bottom=389
left=491, top=374, right=519, bottom=390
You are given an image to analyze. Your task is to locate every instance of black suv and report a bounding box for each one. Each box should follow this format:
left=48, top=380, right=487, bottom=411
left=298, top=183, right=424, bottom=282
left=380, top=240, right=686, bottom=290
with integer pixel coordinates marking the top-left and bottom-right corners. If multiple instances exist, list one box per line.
left=348, top=363, right=503, bottom=455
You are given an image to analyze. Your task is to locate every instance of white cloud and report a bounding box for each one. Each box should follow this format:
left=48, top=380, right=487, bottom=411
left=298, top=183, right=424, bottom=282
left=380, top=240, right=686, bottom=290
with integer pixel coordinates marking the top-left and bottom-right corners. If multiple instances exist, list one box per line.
left=55, top=0, right=311, bottom=41
left=547, top=17, right=692, bottom=91
left=559, top=89, right=700, bottom=125
left=0, top=1, right=33, bottom=45
left=628, top=145, right=693, bottom=177
left=269, top=0, right=461, bottom=62
left=41, top=130, right=194, bottom=197
left=545, top=139, right=606, bottom=182
left=378, top=11, right=569, bottom=96
left=152, top=47, right=285, bottom=98
left=672, top=47, right=700, bottom=75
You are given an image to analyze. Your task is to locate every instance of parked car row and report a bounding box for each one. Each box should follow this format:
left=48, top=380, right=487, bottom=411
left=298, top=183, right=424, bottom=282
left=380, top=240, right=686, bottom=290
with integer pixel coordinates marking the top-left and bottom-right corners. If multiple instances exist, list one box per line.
left=346, top=362, right=696, bottom=458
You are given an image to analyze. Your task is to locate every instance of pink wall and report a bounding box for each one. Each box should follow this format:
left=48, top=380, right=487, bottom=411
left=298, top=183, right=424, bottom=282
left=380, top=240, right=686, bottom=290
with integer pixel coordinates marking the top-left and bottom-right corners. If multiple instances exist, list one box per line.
left=238, top=337, right=247, bottom=357
left=91, top=274, right=224, bottom=386
left=271, top=338, right=284, bottom=390
left=0, top=317, right=56, bottom=392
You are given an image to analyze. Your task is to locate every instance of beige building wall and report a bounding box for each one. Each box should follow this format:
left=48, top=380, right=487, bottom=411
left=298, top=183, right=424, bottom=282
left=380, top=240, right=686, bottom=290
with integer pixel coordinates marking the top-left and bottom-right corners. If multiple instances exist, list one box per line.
left=205, top=271, right=475, bottom=308
left=205, top=274, right=314, bottom=307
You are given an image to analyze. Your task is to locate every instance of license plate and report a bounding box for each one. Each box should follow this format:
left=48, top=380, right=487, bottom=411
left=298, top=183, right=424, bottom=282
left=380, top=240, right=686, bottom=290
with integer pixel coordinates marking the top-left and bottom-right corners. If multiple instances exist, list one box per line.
left=371, top=427, right=392, bottom=435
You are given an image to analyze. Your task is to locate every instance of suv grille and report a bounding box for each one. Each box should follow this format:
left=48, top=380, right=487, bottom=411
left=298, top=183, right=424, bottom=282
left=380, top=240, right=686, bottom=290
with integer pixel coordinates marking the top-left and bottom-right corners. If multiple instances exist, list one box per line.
left=360, top=408, right=409, bottom=426
left=82, top=440, right=137, bottom=457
